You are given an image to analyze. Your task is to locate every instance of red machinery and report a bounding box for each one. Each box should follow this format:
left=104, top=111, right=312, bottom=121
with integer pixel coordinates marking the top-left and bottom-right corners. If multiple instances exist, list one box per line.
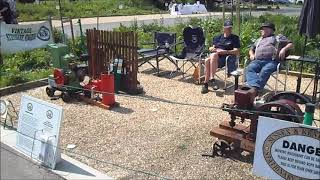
left=46, top=33, right=120, bottom=109
left=208, top=86, right=310, bottom=156
left=47, top=64, right=118, bottom=109
left=81, top=73, right=116, bottom=108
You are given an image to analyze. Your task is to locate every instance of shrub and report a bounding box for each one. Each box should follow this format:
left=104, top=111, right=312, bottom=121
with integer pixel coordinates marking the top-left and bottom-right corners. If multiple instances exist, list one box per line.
left=1, top=14, right=319, bottom=88
left=68, top=36, right=87, bottom=57
left=114, top=14, right=320, bottom=73
left=0, top=67, right=28, bottom=86
left=53, top=28, right=64, bottom=43
left=2, top=49, right=52, bottom=71
left=0, top=49, right=52, bottom=88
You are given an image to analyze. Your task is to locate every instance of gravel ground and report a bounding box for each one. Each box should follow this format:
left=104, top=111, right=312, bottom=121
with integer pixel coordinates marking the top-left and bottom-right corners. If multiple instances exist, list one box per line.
left=2, top=59, right=319, bottom=179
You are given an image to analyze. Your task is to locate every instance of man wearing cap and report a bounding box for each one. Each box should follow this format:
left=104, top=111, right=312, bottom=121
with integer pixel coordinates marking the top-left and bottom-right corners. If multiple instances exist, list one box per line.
left=201, top=20, right=240, bottom=93
left=245, top=22, right=293, bottom=91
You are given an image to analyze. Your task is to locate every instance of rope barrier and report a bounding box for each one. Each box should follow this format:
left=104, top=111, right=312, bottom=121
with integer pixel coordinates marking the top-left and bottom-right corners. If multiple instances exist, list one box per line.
left=1, top=77, right=319, bottom=123
left=2, top=100, right=318, bottom=179
left=38, top=79, right=320, bottom=122
left=1, top=74, right=319, bottom=178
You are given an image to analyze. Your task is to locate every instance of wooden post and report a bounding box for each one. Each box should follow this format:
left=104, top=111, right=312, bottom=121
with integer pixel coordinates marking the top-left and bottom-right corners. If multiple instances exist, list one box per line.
left=48, top=15, right=56, bottom=43
left=48, top=15, right=53, bottom=37
left=250, top=0, right=253, bottom=17
left=236, top=0, right=240, bottom=36
left=222, top=0, right=225, bottom=23
left=58, top=0, right=65, bottom=43
left=97, top=16, right=99, bottom=30
left=69, top=18, right=75, bottom=44
left=231, top=0, right=234, bottom=21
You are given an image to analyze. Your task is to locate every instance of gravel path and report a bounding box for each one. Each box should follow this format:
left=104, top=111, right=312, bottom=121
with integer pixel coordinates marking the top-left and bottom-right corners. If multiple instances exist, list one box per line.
left=2, top=59, right=319, bottom=179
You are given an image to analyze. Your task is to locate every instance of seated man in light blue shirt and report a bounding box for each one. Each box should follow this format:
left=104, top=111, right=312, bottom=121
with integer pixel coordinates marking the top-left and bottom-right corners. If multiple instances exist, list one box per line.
left=245, top=22, right=293, bottom=92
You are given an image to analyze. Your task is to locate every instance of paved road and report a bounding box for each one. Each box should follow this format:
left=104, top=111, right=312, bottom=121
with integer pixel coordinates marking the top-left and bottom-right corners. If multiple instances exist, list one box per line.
left=19, top=6, right=301, bottom=38
left=1, top=142, right=64, bottom=180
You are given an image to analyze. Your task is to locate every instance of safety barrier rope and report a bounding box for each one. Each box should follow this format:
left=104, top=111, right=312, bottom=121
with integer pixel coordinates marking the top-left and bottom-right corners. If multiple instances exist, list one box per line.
left=37, top=79, right=320, bottom=123
left=1, top=101, right=318, bottom=179
left=0, top=76, right=318, bottom=123
left=1, top=75, right=319, bottom=179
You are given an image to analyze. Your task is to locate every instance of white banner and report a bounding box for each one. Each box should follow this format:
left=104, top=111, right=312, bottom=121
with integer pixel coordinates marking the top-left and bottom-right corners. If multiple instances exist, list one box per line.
left=253, top=116, right=320, bottom=180
left=0, top=21, right=53, bottom=54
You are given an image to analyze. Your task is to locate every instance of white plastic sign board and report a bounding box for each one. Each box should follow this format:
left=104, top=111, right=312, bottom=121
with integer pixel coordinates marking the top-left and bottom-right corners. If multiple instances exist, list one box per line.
left=0, top=21, right=53, bottom=54
left=16, top=95, right=63, bottom=169
left=253, top=116, right=320, bottom=180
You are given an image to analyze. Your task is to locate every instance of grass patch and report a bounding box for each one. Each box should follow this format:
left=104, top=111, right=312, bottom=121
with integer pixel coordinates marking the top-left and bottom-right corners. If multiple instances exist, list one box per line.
left=17, top=0, right=166, bottom=22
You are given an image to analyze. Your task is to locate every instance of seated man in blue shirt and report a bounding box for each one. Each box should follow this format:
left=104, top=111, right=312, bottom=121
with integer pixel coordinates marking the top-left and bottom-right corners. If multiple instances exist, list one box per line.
left=201, top=20, right=240, bottom=94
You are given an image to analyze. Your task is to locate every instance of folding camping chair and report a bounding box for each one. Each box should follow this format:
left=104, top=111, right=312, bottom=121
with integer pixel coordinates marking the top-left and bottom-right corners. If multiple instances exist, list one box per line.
left=197, top=54, right=241, bottom=89
left=242, top=36, right=291, bottom=93
left=169, top=26, right=206, bottom=77
left=138, top=32, right=178, bottom=76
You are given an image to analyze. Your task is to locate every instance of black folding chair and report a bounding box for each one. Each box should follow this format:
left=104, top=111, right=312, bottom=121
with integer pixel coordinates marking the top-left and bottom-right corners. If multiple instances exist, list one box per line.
left=169, top=26, right=206, bottom=77
left=138, top=32, right=178, bottom=75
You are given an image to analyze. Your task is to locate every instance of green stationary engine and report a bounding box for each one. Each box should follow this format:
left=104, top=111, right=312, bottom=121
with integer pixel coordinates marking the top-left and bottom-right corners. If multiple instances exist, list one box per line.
left=46, top=43, right=85, bottom=101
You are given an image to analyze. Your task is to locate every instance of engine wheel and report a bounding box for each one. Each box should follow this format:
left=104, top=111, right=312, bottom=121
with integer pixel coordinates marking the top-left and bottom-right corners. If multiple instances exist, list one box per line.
left=61, top=92, right=71, bottom=102
left=213, top=139, right=231, bottom=156
left=266, top=92, right=311, bottom=104
left=46, top=87, right=55, bottom=97
left=257, top=100, right=303, bottom=123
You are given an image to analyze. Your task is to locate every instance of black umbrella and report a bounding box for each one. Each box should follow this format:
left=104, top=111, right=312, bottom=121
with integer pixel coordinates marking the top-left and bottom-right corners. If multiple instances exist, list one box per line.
left=299, top=0, right=320, bottom=38
left=296, top=0, right=320, bottom=98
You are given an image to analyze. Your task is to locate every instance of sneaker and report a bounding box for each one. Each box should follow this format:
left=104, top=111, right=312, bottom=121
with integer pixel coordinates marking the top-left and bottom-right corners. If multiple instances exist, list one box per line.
left=212, top=83, right=219, bottom=90
left=201, top=83, right=209, bottom=94
left=209, top=79, right=219, bottom=90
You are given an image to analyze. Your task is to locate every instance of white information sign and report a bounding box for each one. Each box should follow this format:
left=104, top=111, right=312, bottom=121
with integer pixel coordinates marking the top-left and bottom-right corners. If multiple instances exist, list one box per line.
left=253, top=116, right=320, bottom=180
left=0, top=21, right=53, bottom=54
left=16, top=95, right=63, bottom=169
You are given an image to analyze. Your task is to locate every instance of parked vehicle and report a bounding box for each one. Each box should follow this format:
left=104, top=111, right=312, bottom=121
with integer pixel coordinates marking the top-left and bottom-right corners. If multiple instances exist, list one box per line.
left=296, top=0, right=304, bottom=4
left=269, top=0, right=291, bottom=4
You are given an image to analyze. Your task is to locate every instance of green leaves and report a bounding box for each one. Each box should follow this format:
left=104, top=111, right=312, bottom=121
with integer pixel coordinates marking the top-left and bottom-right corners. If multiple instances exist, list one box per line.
left=2, top=13, right=319, bottom=88
left=0, top=49, right=52, bottom=87
left=114, top=14, right=319, bottom=73
left=16, top=0, right=166, bottom=21
left=3, top=49, right=51, bottom=71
